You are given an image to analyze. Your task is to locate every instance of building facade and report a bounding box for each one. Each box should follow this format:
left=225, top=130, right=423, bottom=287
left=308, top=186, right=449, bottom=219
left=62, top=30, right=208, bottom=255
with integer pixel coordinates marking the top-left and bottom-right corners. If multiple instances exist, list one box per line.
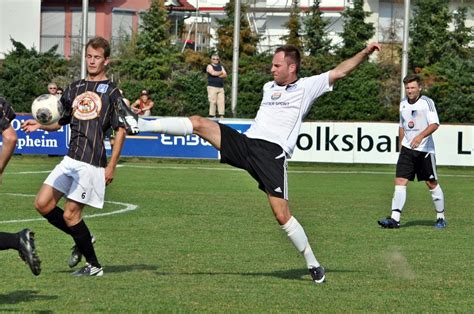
left=1, top=0, right=471, bottom=59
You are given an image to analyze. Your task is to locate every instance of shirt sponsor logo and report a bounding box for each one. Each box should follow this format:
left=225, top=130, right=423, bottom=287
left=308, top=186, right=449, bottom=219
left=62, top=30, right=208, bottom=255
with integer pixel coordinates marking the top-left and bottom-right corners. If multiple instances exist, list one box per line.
left=97, top=84, right=109, bottom=93
left=72, top=91, right=102, bottom=120
left=271, top=92, right=281, bottom=100
left=408, top=121, right=415, bottom=129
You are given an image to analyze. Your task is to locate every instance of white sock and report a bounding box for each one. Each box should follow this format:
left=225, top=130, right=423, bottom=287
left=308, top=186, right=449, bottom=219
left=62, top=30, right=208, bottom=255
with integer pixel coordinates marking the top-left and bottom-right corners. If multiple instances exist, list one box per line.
left=138, top=117, right=193, bottom=135
left=430, top=184, right=445, bottom=219
left=391, top=185, right=406, bottom=222
left=281, top=216, right=320, bottom=269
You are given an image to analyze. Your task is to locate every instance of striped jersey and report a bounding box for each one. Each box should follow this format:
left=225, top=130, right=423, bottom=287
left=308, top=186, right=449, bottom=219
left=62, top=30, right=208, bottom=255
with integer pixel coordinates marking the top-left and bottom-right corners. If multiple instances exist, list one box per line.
left=399, top=95, right=439, bottom=153
left=244, top=71, right=332, bottom=157
left=0, top=97, right=16, bottom=131
left=58, top=79, right=123, bottom=167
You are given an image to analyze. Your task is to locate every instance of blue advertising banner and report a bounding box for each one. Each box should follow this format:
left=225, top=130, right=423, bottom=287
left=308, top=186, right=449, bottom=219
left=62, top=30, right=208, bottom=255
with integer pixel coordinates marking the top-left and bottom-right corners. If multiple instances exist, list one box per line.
left=6, top=114, right=69, bottom=155
left=118, top=119, right=251, bottom=158
left=4, top=114, right=251, bottom=159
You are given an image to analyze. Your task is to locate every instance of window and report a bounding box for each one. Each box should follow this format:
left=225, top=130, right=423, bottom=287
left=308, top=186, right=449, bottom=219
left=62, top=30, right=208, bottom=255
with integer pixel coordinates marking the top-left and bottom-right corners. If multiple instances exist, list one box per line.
left=40, top=9, right=65, bottom=55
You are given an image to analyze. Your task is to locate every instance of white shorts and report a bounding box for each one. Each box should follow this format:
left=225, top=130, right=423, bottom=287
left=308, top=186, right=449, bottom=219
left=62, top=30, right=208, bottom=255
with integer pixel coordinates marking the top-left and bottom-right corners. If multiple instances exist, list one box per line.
left=44, top=156, right=106, bottom=208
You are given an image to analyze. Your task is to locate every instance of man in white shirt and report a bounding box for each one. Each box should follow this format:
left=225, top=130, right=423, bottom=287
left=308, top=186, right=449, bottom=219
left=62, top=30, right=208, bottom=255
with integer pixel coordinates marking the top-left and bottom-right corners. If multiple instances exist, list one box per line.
left=118, top=42, right=381, bottom=284
left=378, top=74, right=446, bottom=229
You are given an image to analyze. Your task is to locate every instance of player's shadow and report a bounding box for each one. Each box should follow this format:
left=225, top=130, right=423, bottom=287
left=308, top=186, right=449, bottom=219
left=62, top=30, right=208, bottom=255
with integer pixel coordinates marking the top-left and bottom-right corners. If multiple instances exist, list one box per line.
left=100, top=264, right=158, bottom=273
left=57, top=264, right=158, bottom=274
left=0, top=290, right=57, bottom=305
left=156, top=267, right=359, bottom=282
left=402, top=220, right=435, bottom=228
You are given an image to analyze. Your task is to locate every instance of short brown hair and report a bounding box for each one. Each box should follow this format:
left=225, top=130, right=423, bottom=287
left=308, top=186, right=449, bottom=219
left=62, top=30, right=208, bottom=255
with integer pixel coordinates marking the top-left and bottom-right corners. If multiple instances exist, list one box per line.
left=86, top=37, right=111, bottom=58
left=403, top=74, right=422, bottom=86
left=274, top=45, right=301, bottom=73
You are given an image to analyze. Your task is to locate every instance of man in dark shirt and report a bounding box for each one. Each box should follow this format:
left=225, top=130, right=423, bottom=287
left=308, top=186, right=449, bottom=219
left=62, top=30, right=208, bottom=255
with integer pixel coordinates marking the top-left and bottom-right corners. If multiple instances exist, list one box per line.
left=22, top=37, right=127, bottom=276
left=206, top=54, right=227, bottom=118
left=0, top=98, right=41, bottom=276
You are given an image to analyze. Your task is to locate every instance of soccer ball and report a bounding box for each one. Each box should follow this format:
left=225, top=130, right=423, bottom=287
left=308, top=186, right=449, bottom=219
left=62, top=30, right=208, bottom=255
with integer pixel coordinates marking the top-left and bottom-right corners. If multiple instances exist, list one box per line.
left=31, top=94, right=63, bottom=125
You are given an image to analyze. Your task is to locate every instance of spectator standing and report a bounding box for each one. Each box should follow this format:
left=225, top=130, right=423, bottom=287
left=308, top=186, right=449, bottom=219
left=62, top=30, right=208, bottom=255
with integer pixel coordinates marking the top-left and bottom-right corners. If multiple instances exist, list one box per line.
left=206, top=54, right=227, bottom=118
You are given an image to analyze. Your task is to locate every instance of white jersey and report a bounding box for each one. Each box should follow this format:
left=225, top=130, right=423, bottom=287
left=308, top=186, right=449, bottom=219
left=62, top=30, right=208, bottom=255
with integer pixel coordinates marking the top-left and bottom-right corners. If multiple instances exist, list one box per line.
left=244, top=71, right=332, bottom=157
left=399, top=95, right=439, bottom=153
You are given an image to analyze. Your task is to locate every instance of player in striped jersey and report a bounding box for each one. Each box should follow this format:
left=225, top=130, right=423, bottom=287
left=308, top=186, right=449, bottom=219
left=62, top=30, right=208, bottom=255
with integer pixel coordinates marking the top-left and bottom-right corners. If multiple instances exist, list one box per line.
left=0, top=98, right=41, bottom=275
left=118, top=42, right=382, bottom=284
left=22, top=37, right=128, bottom=276
left=378, top=74, right=446, bottom=229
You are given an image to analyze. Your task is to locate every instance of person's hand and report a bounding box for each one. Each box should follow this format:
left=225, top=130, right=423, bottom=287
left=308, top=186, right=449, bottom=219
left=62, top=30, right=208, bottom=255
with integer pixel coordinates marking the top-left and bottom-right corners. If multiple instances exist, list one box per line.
left=364, top=42, right=381, bottom=55
left=410, top=135, right=422, bottom=149
left=104, top=165, right=115, bottom=185
left=21, top=119, right=41, bottom=133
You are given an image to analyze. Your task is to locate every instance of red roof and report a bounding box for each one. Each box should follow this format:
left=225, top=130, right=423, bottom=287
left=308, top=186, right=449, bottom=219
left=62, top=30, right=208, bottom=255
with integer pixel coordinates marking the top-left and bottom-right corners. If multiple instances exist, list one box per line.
left=167, top=0, right=196, bottom=12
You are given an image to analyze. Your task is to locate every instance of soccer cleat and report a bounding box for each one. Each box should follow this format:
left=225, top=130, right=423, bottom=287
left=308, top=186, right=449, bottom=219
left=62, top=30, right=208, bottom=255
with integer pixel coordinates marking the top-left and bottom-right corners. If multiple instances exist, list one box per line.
left=18, top=229, right=42, bottom=276
left=309, top=266, right=326, bottom=284
left=435, top=218, right=447, bottom=229
left=116, top=97, right=139, bottom=135
left=68, top=235, right=96, bottom=268
left=72, top=263, right=103, bottom=277
left=378, top=217, right=400, bottom=229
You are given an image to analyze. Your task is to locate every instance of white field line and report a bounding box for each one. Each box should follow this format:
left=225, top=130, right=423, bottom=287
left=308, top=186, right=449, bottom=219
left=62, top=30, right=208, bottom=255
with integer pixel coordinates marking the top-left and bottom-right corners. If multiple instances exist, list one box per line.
left=8, top=164, right=474, bottom=177
left=0, top=193, right=138, bottom=224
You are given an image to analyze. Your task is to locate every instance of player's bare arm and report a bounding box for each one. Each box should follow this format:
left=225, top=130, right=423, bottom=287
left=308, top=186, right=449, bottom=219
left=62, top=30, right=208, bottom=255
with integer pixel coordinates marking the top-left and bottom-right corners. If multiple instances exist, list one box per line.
left=410, top=123, right=439, bottom=149
left=21, top=120, right=62, bottom=133
left=329, top=42, right=381, bottom=86
left=104, top=127, right=126, bottom=185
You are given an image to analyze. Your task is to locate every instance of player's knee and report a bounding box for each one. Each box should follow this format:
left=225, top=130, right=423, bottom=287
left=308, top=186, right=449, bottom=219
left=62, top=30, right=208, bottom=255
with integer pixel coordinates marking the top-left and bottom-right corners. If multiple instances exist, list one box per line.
left=426, top=180, right=438, bottom=190
left=3, top=129, right=17, bottom=145
left=189, top=115, right=206, bottom=130
left=34, top=197, right=53, bottom=214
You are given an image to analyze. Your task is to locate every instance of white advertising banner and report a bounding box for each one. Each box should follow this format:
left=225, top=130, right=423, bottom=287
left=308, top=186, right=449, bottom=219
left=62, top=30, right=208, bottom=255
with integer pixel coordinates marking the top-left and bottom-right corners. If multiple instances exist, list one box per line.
left=291, top=122, right=474, bottom=166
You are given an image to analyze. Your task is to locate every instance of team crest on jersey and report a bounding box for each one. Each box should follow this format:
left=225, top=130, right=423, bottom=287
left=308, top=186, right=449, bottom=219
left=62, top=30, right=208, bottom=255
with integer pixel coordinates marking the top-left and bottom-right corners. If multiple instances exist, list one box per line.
left=72, top=91, right=102, bottom=120
left=408, top=120, right=415, bottom=129
left=97, top=84, right=109, bottom=93
left=271, top=92, right=281, bottom=100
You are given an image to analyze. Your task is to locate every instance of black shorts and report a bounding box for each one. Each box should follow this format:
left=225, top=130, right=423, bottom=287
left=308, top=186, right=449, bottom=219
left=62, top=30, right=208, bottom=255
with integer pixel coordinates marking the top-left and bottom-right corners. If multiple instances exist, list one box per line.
left=0, top=98, right=16, bottom=131
left=219, top=123, right=288, bottom=199
left=396, top=146, right=438, bottom=181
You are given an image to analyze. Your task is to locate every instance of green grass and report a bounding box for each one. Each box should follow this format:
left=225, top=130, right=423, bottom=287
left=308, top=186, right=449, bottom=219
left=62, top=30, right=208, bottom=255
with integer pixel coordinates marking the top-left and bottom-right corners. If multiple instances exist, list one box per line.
left=1, top=156, right=473, bottom=312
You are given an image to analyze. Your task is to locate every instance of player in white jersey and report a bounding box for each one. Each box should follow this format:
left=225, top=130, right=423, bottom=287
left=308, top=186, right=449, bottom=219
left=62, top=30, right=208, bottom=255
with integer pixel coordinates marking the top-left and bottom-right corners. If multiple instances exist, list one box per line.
left=118, top=43, right=381, bottom=284
left=378, top=74, right=446, bottom=229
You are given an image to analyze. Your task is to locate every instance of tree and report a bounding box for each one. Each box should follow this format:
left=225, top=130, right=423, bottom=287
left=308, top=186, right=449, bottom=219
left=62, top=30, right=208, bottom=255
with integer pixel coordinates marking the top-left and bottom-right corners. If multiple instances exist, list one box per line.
left=0, top=39, right=67, bottom=112
left=281, top=0, right=303, bottom=50
left=303, top=0, right=332, bottom=56
left=337, top=0, right=375, bottom=59
left=409, top=0, right=451, bottom=70
left=136, top=0, right=172, bottom=57
left=215, top=0, right=260, bottom=60
left=448, top=6, right=473, bottom=60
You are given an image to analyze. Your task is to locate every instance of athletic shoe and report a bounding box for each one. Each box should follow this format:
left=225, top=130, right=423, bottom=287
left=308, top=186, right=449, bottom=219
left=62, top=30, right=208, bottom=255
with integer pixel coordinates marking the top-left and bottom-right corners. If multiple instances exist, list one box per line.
left=309, top=266, right=326, bottom=284
left=435, top=218, right=447, bottom=229
left=378, top=217, right=400, bottom=229
left=116, top=97, right=139, bottom=135
left=72, top=263, right=103, bottom=277
left=68, top=235, right=96, bottom=268
left=18, top=229, right=41, bottom=276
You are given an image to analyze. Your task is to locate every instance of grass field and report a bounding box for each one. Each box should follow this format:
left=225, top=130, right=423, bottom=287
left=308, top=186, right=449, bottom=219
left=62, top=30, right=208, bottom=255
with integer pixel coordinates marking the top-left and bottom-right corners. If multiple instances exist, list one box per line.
left=0, top=155, right=473, bottom=312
